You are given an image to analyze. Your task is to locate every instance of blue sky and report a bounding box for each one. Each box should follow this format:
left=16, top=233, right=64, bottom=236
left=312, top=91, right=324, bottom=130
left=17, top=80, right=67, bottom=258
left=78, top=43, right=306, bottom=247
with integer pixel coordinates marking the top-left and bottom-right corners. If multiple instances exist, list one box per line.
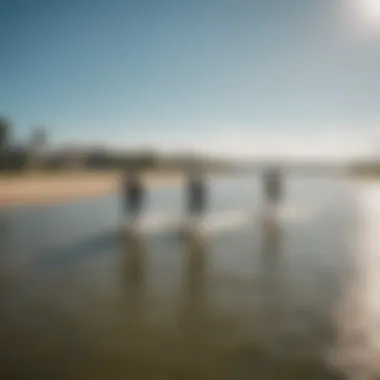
left=1, top=0, right=380, bottom=157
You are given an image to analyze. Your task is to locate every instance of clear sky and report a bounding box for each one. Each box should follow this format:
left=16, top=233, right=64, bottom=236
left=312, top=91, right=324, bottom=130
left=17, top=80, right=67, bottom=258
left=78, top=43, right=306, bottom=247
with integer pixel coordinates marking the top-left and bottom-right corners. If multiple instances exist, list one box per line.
left=1, top=0, right=380, bottom=158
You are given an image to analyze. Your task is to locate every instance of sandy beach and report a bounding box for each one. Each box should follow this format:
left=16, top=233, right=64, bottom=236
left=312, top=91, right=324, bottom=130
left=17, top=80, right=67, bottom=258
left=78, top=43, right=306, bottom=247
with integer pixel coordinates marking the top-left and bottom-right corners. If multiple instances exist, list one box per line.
left=0, top=171, right=184, bottom=208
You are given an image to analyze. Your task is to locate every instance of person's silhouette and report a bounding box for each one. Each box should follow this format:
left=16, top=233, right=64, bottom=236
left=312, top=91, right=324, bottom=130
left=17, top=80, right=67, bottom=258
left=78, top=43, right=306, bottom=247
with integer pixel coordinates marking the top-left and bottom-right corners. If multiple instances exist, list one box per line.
left=263, top=167, right=283, bottom=206
left=122, top=169, right=145, bottom=225
left=187, top=171, right=207, bottom=217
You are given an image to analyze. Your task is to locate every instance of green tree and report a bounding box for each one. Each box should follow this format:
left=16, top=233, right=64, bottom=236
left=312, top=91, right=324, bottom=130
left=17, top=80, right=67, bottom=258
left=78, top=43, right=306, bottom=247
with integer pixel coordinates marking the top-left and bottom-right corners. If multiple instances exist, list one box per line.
left=0, top=117, right=11, bottom=171
left=0, top=116, right=10, bottom=151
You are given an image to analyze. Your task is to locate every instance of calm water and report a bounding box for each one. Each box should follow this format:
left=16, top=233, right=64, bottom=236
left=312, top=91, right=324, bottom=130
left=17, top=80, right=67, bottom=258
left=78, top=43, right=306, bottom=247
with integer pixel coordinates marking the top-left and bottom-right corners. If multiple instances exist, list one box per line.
left=0, top=175, right=376, bottom=379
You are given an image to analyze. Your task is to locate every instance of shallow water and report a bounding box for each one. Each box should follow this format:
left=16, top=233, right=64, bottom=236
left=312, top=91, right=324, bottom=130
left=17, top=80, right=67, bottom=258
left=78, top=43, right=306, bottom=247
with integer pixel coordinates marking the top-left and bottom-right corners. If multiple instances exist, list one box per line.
left=0, top=175, right=376, bottom=379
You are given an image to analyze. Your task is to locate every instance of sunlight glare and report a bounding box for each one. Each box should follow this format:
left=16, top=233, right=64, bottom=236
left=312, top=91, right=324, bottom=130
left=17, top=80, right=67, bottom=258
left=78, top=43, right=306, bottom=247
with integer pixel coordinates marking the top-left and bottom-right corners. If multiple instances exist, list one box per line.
left=357, top=0, right=380, bottom=29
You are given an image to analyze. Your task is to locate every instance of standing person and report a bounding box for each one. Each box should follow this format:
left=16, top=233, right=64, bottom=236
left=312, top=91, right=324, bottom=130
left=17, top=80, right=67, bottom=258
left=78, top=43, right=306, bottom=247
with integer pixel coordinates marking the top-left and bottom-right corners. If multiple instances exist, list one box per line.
left=263, top=166, right=283, bottom=207
left=122, top=168, right=145, bottom=229
left=187, top=170, right=207, bottom=229
left=261, top=166, right=283, bottom=226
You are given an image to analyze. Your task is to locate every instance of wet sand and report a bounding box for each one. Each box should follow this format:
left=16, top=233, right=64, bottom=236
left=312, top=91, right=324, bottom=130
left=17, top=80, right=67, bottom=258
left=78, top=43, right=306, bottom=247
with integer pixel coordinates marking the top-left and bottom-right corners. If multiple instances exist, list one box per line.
left=0, top=171, right=184, bottom=208
left=0, top=176, right=350, bottom=379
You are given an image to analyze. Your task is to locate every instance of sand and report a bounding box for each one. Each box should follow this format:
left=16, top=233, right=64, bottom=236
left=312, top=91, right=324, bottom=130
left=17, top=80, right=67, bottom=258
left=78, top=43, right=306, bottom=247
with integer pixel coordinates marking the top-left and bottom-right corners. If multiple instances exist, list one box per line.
left=0, top=171, right=184, bottom=208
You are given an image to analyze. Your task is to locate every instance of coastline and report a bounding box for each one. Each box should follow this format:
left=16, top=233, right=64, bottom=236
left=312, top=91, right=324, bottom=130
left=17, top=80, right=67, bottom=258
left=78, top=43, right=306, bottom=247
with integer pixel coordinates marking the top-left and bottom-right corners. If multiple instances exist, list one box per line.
left=0, top=172, right=185, bottom=208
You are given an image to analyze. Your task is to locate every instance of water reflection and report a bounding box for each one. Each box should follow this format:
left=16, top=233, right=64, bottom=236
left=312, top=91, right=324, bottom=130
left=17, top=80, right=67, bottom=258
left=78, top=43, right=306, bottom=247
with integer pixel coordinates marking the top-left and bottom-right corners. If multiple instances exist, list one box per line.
left=0, top=177, right=353, bottom=379
left=236, top=209, right=341, bottom=379
left=119, top=232, right=164, bottom=380
left=260, top=209, right=283, bottom=274
left=123, top=233, right=146, bottom=295
left=179, top=235, right=236, bottom=379
left=331, top=184, right=380, bottom=380
left=259, top=214, right=284, bottom=356
left=36, top=230, right=118, bottom=269
left=122, top=232, right=147, bottom=327
left=181, top=234, right=208, bottom=330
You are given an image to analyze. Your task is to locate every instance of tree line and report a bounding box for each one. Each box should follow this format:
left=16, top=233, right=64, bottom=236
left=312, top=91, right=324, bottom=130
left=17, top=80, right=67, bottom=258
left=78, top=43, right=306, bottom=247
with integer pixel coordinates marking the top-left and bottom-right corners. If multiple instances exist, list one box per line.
left=0, top=116, right=162, bottom=173
left=0, top=117, right=228, bottom=174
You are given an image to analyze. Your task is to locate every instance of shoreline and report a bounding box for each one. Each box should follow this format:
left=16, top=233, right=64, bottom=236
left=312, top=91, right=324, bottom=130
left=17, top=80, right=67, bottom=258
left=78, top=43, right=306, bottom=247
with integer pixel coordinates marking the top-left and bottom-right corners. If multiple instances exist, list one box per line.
left=0, top=172, right=185, bottom=208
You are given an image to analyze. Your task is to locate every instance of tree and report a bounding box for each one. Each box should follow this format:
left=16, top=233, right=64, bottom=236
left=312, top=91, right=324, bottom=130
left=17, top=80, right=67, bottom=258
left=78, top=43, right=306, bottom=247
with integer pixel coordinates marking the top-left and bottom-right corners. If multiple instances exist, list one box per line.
left=0, top=117, right=11, bottom=171
left=0, top=116, right=10, bottom=151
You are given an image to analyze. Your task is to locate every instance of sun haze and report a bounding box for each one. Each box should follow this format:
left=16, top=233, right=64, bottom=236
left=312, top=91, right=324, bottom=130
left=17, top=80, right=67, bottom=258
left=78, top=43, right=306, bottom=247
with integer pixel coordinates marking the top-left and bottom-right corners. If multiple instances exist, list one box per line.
left=355, top=0, right=380, bottom=30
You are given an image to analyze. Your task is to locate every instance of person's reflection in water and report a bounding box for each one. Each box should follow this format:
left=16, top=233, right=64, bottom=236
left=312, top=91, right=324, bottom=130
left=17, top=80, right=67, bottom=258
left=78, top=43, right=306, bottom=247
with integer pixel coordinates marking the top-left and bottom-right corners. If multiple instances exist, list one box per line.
left=179, top=234, right=211, bottom=377
left=254, top=216, right=341, bottom=379
left=232, top=220, right=284, bottom=379
left=260, top=211, right=283, bottom=260
left=122, top=232, right=146, bottom=328
left=183, top=235, right=208, bottom=314
left=258, top=215, right=284, bottom=357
